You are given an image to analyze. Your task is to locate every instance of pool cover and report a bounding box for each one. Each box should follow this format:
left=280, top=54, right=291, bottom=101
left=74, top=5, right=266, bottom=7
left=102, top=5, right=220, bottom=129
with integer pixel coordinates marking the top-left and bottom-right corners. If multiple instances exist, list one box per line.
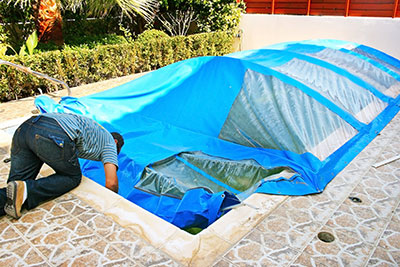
left=35, top=39, right=400, bottom=230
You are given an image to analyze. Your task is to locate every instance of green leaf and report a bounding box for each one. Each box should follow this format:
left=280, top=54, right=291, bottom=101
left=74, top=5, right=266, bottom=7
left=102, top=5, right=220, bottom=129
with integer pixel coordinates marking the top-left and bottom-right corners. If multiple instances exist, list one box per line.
left=19, top=44, right=27, bottom=56
left=0, top=45, right=7, bottom=56
left=26, top=31, right=38, bottom=55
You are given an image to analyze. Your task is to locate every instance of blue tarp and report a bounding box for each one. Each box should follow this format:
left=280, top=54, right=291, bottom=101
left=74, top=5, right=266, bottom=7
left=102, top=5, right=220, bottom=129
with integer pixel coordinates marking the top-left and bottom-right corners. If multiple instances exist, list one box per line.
left=35, top=39, right=400, bottom=229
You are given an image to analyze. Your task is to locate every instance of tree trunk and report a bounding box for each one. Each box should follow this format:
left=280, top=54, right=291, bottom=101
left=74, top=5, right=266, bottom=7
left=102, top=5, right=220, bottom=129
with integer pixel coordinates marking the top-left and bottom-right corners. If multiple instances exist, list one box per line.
left=33, top=0, right=64, bottom=45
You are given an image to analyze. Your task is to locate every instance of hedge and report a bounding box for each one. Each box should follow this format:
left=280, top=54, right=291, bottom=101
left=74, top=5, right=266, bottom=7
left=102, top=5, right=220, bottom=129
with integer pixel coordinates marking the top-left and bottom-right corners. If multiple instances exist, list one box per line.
left=0, top=31, right=234, bottom=102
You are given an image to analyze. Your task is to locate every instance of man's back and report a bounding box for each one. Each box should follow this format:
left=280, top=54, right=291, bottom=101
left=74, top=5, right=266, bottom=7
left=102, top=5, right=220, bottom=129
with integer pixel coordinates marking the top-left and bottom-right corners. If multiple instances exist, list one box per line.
left=41, top=113, right=118, bottom=166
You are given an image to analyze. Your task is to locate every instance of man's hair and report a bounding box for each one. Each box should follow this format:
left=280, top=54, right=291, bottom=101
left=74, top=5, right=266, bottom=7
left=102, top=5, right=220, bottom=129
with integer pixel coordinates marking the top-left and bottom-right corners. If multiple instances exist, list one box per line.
left=111, top=132, right=124, bottom=154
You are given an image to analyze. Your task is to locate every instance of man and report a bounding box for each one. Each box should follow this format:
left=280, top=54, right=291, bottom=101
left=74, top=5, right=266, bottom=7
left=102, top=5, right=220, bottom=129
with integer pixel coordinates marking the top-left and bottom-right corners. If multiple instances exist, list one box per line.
left=0, top=112, right=124, bottom=219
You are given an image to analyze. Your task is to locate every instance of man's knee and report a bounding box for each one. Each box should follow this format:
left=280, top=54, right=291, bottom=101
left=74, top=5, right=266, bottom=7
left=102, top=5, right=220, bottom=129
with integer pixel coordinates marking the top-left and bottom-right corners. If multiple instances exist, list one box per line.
left=70, top=174, right=82, bottom=189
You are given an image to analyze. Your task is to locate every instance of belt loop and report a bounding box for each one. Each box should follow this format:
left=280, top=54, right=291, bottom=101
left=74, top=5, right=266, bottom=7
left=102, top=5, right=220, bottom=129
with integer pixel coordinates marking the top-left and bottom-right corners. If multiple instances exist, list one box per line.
left=32, top=115, right=41, bottom=123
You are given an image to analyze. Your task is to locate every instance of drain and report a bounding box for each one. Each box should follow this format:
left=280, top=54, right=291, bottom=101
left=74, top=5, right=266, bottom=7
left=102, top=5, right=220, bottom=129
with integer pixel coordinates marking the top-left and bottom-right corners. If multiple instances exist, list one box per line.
left=317, top=232, right=335, bottom=243
left=349, top=196, right=362, bottom=203
left=3, top=158, right=11, bottom=163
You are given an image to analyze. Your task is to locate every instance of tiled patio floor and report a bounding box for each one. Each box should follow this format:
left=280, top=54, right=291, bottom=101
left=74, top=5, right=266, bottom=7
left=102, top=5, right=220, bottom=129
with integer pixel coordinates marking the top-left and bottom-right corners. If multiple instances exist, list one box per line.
left=0, top=75, right=399, bottom=266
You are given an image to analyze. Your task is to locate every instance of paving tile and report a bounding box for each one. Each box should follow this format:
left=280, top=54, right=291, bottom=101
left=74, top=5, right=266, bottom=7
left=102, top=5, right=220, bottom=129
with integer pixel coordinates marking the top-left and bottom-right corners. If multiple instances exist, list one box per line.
left=0, top=219, right=26, bottom=253
left=57, top=195, right=93, bottom=217
left=0, top=153, right=10, bottom=178
left=224, top=229, right=299, bottom=266
left=81, top=209, right=116, bottom=236
left=367, top=203, right=400, bottom=266
left=212, top=258, right=238, bottom=267
left=378, top=224, right=400, bottom=251
left=322, top=174, right=358, bottom=203
left=104, top=222, right=179, bottom=266
left=0, top=253, right=20, bottom=266
left=136, top=247, right=180, bottom=267
left=0, top=147, right=10, bottom=187
left=270, top=195, right=331, bottom=225
left=101, top=259, right=141, bottom=267
left=327, top=200, right=386, bottom=235
left=301, top=225, right=375, bottom=267
left=11, top=243, right=49, bottom=266
left=12, top=200, right=74, bottom=241
left=0, top=230, right=49, bottom=266
left=366, top=246, right=399, bottom=266
left=291, top=251, right=341, bottom=267
left=256, top=210, right=322, bottom=250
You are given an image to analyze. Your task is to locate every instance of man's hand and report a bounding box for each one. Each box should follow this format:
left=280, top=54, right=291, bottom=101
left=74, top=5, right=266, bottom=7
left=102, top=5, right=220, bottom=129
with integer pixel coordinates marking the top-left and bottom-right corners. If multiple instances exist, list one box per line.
left=104, top=163, right=119, bottom=193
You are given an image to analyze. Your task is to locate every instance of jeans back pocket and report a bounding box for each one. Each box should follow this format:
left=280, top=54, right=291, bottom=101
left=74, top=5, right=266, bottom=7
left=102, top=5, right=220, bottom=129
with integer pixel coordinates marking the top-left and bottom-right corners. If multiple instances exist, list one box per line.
left=35, top=134, right=65, bottom=162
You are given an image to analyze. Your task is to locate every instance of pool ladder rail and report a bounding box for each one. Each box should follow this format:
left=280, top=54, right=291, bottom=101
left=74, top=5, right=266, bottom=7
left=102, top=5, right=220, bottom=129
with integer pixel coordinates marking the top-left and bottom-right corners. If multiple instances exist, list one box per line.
left=0, top=59, right=72, bottom=97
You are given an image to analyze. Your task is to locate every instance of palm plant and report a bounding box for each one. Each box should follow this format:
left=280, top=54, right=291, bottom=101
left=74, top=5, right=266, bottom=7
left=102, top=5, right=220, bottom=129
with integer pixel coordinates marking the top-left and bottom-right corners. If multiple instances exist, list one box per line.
left=5, top=0, right=158, bottom=45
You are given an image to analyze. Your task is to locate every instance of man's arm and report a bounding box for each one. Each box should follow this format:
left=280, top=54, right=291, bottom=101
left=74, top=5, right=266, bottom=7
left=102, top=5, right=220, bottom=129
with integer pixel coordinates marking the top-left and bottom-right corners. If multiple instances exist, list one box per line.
left=104, top=163, right=118, bottom=193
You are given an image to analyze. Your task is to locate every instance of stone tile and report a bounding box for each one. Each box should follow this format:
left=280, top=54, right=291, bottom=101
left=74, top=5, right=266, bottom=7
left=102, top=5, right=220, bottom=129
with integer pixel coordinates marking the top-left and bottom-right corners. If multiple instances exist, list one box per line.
left=91, top=240, right=129, bottom=265
left=104, top=197, right=179, bottom=250
left=322, top=188, right=397, bottom=259
left=71, top=177, right=121, bottom=212
left=20, top=214, right=105, bottom=266
left=161, top=227, right=231, bottom=267
left=0, top=148, right=10, bottom=187
left=367, top=246, right=398, bottom=266
left=291, top=251, right=341, bottom=267
left=40, top=237, right=130, bottom=266
left=56, top=194, right=92, bottom=216
left=212, top=258, right=238, bottom=267
left=378, top=228, right=400, bottom=251
left=323, top=177, right=355, bottom=203
left=224, top=229, right=299, bottom=266
left=12, top=243, right=49, bottom=266
left=101, top=259, right=141, bottom=267
left=305, top=193, right=340, bottom=223
left=302, top=226, right=374, bottom=267
left=0, top=220, right=26, bottom=253
left=105, top=224, right=144, bottom=248
left=0, top=156, right=10, bottom=177
left=104, top=222, right=179, bottom=266
left=328, top=201, right=386, bottom=231
left=256, top=212, right=322, bottom=251
left=79, top=208, right=116, bottom=236
left=338, top=162, right=365, bottom=181
left=12, top=200, right=76, bottom=241
left=209, top=193, right=286, bottom=245
left=136, top=247, right=179, bottom=267
left=271, top=194, right=333, bottom=225
left=0, top=253, right=20, bottom=266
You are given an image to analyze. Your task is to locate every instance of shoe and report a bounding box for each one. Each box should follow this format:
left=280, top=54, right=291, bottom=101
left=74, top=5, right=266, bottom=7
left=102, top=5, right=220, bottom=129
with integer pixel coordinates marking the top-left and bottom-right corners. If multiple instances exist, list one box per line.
left=4, top=181, right=25, bottom=219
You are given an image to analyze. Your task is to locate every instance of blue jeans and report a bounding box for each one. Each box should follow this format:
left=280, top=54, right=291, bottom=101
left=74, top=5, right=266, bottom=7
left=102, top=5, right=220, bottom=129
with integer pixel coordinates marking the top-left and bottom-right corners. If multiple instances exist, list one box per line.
left=0, top=116, right=81, bottom=216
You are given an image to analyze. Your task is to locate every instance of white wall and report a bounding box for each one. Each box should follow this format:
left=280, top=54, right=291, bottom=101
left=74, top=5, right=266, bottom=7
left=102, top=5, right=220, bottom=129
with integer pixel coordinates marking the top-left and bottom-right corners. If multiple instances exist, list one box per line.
left=239, top=14, right=400, bottom=59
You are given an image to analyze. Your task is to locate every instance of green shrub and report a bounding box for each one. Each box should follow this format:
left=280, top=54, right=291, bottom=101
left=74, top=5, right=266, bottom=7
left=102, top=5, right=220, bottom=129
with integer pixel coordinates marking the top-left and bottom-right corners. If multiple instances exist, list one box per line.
left=196, top=0, right=246, bottom=33
left=136, top=29, right=170, bottom=42
left=157, top=0, right=245, bottom=34
left=35, top=34, right=128, bottom=53
left=0, top=31, right=234, bottom=102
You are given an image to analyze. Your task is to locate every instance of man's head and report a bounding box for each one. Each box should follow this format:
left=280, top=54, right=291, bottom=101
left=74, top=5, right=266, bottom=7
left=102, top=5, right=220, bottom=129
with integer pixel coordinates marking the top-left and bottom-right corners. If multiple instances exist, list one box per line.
left=111, top=132, right=124, bottom=154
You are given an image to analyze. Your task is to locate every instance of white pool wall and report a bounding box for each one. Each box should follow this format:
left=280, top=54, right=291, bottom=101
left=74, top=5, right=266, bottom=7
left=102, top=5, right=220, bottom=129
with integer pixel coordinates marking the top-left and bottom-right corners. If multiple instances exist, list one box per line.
left=239, top=14, right=400, bottom=59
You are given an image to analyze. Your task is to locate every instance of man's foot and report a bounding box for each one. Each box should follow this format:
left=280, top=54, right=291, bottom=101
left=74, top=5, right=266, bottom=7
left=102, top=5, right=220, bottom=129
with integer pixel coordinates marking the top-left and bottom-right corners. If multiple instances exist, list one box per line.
left=4, top=181, right=25, bottom=219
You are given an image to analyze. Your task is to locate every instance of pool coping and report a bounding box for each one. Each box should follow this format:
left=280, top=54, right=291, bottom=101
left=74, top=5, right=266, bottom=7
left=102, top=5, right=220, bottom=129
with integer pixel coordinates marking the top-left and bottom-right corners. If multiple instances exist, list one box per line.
left=68, top=176, right=287, bottom=266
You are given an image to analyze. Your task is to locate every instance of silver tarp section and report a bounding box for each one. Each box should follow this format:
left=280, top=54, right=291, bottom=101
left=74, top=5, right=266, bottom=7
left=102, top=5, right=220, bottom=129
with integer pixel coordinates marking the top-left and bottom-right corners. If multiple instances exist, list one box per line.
left=273, top=58, right=388, bottom=124
left=219, top=70, right=358, bottom=160
left=136, top=151, right=296, bottom=197
left=307, top=48, right=400, bottom=98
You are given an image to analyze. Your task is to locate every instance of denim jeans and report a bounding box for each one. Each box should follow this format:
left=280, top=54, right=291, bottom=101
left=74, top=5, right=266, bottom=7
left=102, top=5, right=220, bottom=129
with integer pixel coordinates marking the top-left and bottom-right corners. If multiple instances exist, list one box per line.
left=0, top=115, right=82, bottom=216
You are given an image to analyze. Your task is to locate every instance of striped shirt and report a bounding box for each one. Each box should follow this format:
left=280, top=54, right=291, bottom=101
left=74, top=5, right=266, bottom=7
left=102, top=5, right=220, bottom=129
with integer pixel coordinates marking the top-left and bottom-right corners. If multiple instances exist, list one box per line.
left=41, top=113, right=118, bottom=167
